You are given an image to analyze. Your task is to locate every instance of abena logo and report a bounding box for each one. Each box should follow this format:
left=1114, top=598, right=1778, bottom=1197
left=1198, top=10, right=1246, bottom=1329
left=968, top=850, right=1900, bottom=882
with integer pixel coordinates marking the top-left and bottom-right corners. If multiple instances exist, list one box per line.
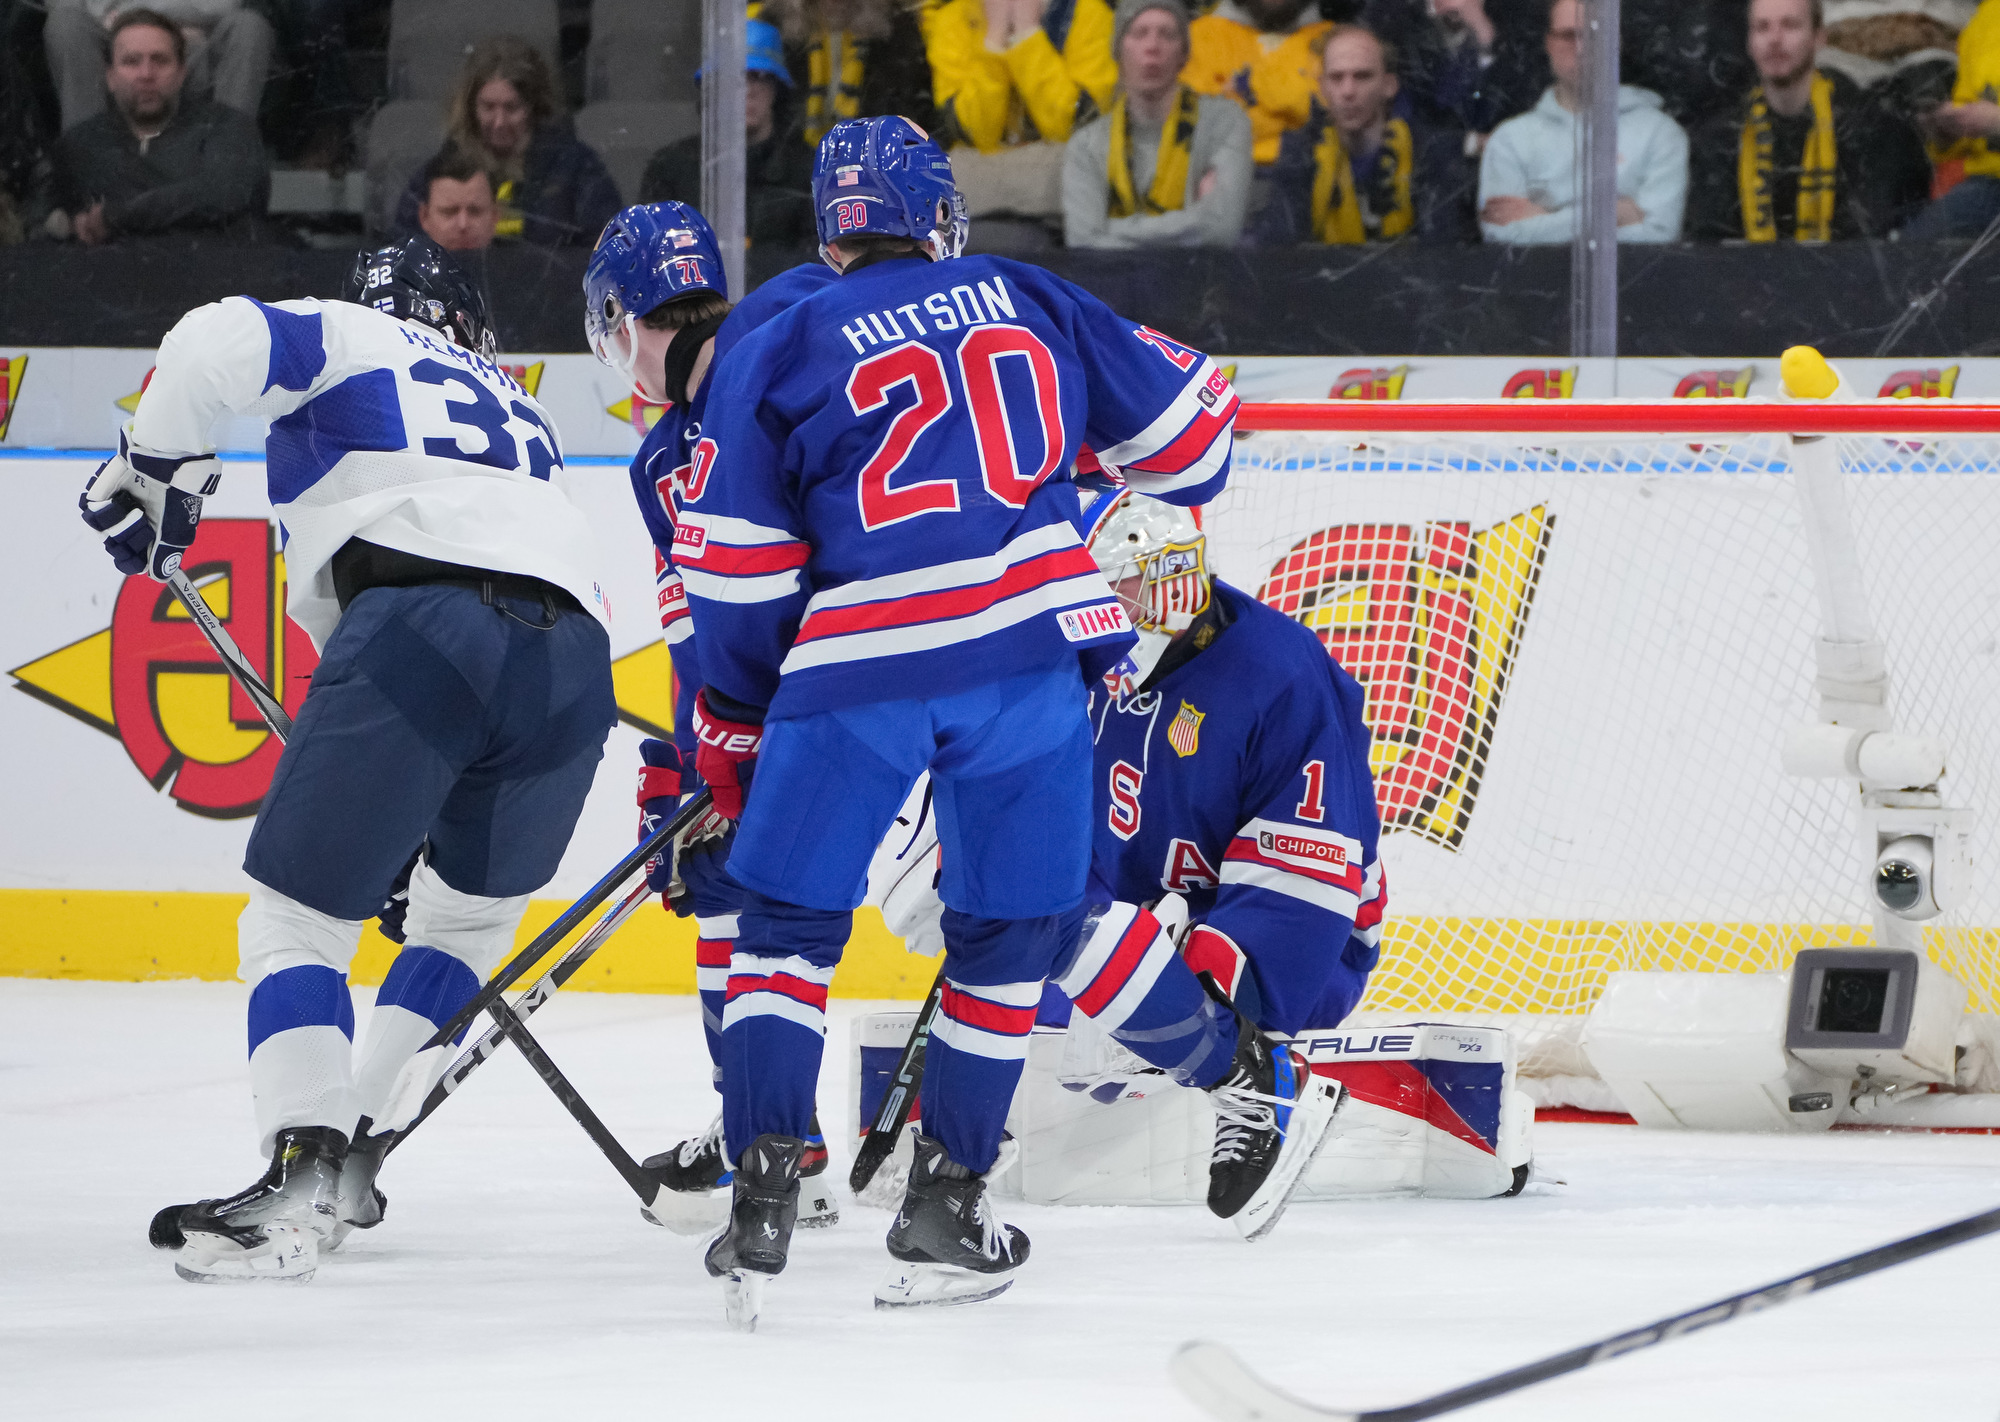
left=1259, top=829, right=1347, bottom=868
left=673, top=522, right=706, bottom=557
left=1059, top=603, right=1130, bottom=641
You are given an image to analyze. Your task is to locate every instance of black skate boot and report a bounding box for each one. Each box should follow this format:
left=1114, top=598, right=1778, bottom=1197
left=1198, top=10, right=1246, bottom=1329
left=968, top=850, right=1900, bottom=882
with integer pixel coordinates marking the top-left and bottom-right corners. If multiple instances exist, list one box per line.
left=875, top=1132, right=1027, bottom=1309
left=797, top=1111, right=839, bottom=1230
left=328, top=1116, right=390, bottom=1250
left=1203, top=998, right=1343, bottom=1241
left=640, top=1113, right=732, bottom=1236
left=155, top=1126, right=348, bottom=1283
left=703, top=1133, right=806, bottom=1331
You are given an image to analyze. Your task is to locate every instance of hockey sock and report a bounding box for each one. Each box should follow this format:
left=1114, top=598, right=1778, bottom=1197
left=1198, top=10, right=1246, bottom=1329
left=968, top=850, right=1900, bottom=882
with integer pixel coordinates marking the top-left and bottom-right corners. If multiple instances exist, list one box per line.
left=351, top=944, right=480, bottom=1128
left=247, top=965, right=360, bottom=1155
left=1052, top=903, right=1239, bottom=1087
left=721, top=891, right=845, bottom=1161
left=694, top=912, right=737, bottom=1080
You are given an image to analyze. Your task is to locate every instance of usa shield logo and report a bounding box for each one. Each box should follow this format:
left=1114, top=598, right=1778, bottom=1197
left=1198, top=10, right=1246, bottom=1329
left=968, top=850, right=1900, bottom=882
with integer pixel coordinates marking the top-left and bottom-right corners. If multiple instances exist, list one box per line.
left=1167, top=700, right=1203, bottom=758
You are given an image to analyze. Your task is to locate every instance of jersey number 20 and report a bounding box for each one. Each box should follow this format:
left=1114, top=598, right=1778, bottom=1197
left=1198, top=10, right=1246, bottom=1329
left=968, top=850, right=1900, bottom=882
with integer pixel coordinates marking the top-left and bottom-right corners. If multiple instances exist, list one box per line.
left=845, top=325, right=1065, bottom=532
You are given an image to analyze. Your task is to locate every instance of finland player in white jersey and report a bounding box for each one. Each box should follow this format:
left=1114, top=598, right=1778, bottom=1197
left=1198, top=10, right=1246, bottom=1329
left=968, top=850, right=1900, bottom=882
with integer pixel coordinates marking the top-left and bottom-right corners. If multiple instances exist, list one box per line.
left=80, top=237, right=618, bottom=1283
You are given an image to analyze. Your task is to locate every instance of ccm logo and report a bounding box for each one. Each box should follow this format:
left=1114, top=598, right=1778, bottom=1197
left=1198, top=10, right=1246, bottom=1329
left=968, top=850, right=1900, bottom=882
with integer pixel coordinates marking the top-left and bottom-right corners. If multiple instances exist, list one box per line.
left=1059, top=603, right=1131, bottom=641
left=1260, top=830, right=1347, bottom=867
left=673, top=523, right=707, bottom=557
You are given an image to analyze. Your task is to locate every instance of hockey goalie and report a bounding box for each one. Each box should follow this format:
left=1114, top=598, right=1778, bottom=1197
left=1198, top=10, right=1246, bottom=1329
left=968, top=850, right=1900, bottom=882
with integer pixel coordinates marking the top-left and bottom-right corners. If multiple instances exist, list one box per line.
left=864, top=488, right=1533, bottom=1222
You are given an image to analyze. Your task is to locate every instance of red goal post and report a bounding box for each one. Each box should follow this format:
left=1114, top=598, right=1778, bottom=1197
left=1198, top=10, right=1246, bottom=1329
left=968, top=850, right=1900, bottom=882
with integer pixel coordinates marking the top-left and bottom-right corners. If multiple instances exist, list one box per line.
left=1233, top=398, right=2000, bottom=435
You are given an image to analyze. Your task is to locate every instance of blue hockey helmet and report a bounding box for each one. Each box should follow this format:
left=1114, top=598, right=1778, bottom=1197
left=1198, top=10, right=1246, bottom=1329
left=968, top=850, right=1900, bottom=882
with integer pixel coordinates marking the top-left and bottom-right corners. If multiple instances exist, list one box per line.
left=347, top=234, right=498, bottom=359
left=583, top=202, right=728, bottom=382
left=811, top=116, right=968, bottom=264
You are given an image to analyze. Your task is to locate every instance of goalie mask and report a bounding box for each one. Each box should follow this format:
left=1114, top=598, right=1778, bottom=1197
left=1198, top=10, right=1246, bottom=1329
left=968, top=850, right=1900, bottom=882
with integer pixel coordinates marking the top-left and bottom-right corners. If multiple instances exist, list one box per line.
left=1083, top=490, right=1211, bottom=698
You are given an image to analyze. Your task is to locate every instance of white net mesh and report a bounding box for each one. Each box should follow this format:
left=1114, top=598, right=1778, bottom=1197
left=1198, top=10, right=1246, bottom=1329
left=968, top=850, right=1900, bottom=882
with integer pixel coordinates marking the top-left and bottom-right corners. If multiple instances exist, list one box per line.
left=1206, top=430, right=2000, bottom=1075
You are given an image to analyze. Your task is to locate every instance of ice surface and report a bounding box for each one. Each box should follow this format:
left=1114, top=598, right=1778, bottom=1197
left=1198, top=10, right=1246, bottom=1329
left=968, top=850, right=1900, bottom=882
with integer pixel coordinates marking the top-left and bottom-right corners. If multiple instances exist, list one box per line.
left=4, top=979, right=1998, bottom=1421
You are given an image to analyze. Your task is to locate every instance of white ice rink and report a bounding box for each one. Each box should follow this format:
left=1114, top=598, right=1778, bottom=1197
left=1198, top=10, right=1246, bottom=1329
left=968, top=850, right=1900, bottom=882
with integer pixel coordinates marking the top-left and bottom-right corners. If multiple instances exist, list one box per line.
left=5, top=979, right=1998, bottom=1421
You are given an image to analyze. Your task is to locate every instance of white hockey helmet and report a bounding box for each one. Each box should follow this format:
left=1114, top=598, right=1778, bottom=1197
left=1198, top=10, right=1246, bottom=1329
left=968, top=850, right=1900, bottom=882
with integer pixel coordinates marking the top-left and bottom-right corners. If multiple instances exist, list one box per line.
left=1083, top=490, right=1212, bottom=635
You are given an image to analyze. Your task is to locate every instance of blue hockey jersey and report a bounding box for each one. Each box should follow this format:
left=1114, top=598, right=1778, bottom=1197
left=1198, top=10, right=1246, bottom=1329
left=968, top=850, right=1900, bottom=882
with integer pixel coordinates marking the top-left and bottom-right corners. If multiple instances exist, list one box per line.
left=626, top=262, right=839, bottom=780
left=680, top=254, right=1240, bottom=717
left=1088, top=581, right=1385, bottom=1034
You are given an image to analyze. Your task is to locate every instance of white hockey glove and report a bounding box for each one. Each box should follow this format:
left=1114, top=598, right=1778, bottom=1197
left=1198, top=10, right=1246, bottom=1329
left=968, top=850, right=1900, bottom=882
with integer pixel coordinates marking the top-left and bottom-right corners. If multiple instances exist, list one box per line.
left=77, top=427, right=222, bottom=581
left=865, top=775, right=945, bottom=957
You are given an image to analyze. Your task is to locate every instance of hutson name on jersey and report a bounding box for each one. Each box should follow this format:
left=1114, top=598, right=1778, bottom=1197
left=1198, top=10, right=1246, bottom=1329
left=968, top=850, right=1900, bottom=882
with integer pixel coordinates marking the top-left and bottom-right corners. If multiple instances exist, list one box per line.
left=837, top=276, right=1025, bottom=354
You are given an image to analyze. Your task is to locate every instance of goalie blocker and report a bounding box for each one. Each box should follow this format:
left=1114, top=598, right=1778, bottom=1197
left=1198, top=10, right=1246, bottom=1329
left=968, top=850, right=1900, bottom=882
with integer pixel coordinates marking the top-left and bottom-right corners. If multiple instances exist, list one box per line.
left=850, top=1013, right=1532, bottom=1205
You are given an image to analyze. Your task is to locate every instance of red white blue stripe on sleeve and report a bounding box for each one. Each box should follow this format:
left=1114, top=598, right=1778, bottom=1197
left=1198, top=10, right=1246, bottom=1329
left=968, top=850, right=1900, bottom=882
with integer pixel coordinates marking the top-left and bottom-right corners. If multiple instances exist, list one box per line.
left=673, top=511, right=812, bottom=604
left=1220, top=817, right=1369, bottom=918
left=930, top=979, right=1043, bottom=1061
left=1052, top=902, right=1180, bottom=1033
left=656, top=553, right=694, bottom=645
left=778, top=521, right=1127, bottom=675
left=721, top=951, right=836, bottom=1035
left=1089, top=358, right=1238, bottom=505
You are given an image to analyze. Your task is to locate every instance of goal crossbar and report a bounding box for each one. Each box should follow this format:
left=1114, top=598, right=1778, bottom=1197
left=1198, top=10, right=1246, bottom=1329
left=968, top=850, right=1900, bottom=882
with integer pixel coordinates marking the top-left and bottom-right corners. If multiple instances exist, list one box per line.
left=1235, top=400, right=2000, bottom=436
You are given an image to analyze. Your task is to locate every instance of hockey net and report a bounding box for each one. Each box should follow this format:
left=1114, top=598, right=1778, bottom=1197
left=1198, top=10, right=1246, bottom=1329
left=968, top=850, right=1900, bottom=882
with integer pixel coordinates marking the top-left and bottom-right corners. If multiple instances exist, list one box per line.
left=1208, top=402, right=2000, bottom=1085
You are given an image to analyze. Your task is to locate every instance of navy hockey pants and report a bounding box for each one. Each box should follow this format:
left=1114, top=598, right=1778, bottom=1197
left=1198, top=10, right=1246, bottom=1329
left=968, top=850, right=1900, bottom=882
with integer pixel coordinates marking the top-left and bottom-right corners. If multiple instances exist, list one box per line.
left=719, top=666, right=1092, bottom=1172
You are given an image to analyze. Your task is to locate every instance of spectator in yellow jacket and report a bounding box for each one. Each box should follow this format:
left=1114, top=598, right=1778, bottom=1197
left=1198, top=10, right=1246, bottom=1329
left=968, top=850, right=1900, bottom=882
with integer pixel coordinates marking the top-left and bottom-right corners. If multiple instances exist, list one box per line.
left=1182, top=0, right=1334, bottom=164
left=1903, top=0, right=2000, bottom=238
left=927, top=0, right=1121, bottom=150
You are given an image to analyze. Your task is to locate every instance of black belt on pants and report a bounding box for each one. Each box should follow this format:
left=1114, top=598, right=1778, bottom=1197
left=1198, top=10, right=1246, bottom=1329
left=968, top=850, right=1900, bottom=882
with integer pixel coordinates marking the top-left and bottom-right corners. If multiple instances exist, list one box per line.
left=331, top=538, right=583, bottom=626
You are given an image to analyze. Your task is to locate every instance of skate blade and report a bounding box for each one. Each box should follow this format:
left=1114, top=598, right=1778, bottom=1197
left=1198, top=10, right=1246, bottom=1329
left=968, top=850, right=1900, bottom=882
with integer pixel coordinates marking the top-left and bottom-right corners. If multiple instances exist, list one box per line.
left=795, top=1183, right=841, bottom=1230
left=1234, top=1078, right=1344, bottom=1243
left=873, top=1260, right=1017, bottom=1309
left=174, top=1226, right=319, bottom=1283
left=640, top=1184, right=733, bottom=1237
left=722, top=1269, right=766, bottom=1332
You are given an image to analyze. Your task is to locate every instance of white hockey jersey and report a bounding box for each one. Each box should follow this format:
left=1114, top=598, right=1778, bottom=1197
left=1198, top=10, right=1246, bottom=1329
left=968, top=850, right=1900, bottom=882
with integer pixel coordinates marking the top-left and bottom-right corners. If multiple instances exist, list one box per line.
left=129, top=295, right=608, bottom=649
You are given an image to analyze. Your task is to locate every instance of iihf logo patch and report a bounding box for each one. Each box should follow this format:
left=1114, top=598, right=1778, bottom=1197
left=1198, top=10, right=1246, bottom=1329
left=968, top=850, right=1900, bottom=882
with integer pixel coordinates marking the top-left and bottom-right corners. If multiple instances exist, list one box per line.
left=1167, top=700, right=1204, bottom=758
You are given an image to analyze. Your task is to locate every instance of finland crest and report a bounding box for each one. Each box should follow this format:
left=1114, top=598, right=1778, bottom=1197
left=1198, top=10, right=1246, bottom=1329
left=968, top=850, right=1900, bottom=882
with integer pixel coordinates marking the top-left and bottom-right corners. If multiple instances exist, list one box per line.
left=1167, top=699, right=1204, bottom=757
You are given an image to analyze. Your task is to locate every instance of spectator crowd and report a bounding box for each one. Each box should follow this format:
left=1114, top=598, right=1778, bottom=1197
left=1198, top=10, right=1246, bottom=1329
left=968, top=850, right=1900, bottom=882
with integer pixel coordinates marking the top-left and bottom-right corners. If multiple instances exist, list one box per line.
left=3, top=0, right=1999, bottom=253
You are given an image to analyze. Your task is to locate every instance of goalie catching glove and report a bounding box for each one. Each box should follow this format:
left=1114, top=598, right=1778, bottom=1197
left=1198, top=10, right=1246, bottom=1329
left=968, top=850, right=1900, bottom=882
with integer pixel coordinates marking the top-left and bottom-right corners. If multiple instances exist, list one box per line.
left=78, top=428, right=222, bottom=580
left=637, top=738, right=730, bottom=915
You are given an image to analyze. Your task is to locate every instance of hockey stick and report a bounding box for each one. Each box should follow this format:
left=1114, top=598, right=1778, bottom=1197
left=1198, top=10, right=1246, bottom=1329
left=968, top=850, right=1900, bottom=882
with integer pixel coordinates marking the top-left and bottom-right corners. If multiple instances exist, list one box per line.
left=1171, top=1202, right=2000, bottom=1422
left=380, top=878, right=655, bottom=1158
left=848, top=960, right=949, bottom=1193
left=418, top=788, right=716, bottom=1054
left=167, top=566, right=293, bottom=739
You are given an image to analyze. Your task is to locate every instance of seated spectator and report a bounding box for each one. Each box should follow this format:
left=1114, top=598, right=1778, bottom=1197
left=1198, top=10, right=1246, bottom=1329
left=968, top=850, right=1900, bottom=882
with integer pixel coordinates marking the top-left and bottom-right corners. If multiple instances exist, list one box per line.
left=1477, top=0, right=1687, bottom=243
left=46, top=9, right=269, bottom=244
left=1688, top=0, right=1931, bottom=241
left=44, top=0, right=273, bottom=133
left=760, top=0, right=938, bottom=148
left=1360, top=0, right=1545, bottom=144
left=1182, top=0, right=1336, bottom=166
left=1064, top=0, right=1253, bottom=247
left=927, top=0, right=1119, bottom=152
left=641, top=19, right=817, bottom=248
left=1256, top=23, right=1472, bottom=242
left=394, top=36, right=620, bottom=247
left=1903, top=0, right=2000, bottom=238
left=416, top=148, right=498, bottom=253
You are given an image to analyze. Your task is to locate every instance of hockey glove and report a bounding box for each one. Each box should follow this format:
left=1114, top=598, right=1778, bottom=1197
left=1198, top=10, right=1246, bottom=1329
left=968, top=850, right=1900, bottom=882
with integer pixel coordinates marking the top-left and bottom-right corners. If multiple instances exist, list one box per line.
left=691, top=689, right=762, bottom=821
left=77, top=428, right=222, bottom=580
left=638, top=738, right=730, bottom=915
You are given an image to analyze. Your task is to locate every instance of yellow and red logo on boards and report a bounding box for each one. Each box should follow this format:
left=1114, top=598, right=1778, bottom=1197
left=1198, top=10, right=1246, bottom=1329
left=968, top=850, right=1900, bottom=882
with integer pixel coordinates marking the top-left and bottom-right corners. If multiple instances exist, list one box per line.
left=10, top=517, right=677, bottom=818
left=1330, top=365, right=1409, bottom=400
left=606, top=391, right=670, bottom=433
left=1258, top=507, right=1554, bottom=849
left=0, top=353, right=29, bottom=438
left=1878, top=366, right=1958, bottom=399
left=1673, top=367, right=1756, bottom=398
left=1502, top=366, right=1577, bottom=399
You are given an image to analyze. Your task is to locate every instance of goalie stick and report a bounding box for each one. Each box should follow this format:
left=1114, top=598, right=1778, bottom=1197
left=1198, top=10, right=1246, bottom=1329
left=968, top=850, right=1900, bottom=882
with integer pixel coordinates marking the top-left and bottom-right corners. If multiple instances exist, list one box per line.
left=1171, top=1201, right=2000, bottom=1422
left=848, top=961, right=948, bottom=1194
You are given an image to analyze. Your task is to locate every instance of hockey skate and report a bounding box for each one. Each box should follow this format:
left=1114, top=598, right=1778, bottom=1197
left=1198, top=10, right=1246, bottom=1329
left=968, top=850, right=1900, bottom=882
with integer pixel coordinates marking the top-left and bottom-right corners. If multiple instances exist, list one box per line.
left=874, top=1133, right=1026, bottom=1310
left=644, top=1112, right=838, bottom=1236
left=1205, top=1017, right=1343, bottom=1242
left=327, top=1117, right=390, bottom=1251
left=152, top=1127, right=347, bottom=1284
left=703, top=1134, right=805, bottom=1332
